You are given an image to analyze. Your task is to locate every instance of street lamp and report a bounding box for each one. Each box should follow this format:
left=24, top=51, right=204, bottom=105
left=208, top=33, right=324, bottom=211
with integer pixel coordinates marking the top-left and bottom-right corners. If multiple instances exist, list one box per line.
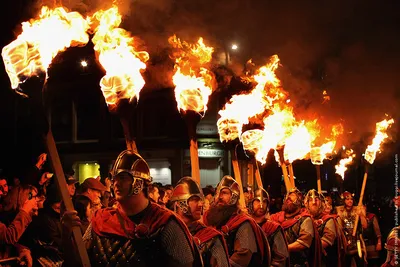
left=80, top=60, right=88, bottom=67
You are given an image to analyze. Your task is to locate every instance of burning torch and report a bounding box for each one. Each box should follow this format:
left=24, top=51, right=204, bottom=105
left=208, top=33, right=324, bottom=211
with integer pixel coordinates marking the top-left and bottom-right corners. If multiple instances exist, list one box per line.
left=1, top=6, right=92, bottom=266
left=217, top=118, right=246, bottom=208
left=352, top=117, right=394, bottom=237
left=310, top=147, right=323, bottom=193
left=91, top=6, right=150, bottom=152
left=168, top=35, right=215, bottom=185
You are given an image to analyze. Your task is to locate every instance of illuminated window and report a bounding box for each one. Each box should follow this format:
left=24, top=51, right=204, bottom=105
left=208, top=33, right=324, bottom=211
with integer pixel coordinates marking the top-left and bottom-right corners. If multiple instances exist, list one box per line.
left=74, top=162, right=100, bottom=183
left=148, top=161, right=171, bottom=185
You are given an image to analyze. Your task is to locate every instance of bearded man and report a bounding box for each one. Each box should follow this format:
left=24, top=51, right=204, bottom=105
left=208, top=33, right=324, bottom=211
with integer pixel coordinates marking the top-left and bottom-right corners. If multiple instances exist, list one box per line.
left=205, top=175, right=271, bottom=267
left=171, top=176, right=229, bottom=267
left=304, top=189, right=344, bottom=267
left=248, top=188, right=289, bottom=267
left=270, top=188, right=321, bottom=267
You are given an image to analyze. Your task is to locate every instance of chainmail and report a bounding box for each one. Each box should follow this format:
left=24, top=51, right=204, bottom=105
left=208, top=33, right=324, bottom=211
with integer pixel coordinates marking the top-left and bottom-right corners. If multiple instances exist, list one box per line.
left=82, top=220, right=195, bottom=266
left=82, top=223, right=93, bottom=247
left=270, top=229, right=289, bottom=267
left=236, top=222, right=258, bottom=254
left=209, top=237, right=229, bottom=267
left=160, top=219, right=194, bottom=264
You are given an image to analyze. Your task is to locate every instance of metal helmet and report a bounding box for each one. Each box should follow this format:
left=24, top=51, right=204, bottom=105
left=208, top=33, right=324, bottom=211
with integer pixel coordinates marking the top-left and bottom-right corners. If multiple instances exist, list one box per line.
left=171, top=177, right=204, bottom=215
left=215, top=175, right=240, bottom=205
left=284, top=187, right=303, bottom=205
left=304, top=189, right=324, bottom=204
left=304, top=189, right=325, bottom=213
left=248, top=188, right=270, bottom=215
left=385, top=226, right=400, bottom=251
left=341, top=191, right=354, bottom=200
left=110, top=150, right=152, bottom=195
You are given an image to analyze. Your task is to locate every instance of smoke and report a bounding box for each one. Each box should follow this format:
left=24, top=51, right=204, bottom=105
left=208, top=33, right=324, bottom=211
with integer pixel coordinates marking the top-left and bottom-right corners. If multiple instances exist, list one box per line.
left=30, top=0, right=400, bottom=149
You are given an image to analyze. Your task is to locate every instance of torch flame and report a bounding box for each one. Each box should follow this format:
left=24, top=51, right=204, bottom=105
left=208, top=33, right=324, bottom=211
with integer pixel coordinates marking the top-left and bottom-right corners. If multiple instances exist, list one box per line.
left=91, top=6, right=149, bottom=106
left=1, top=6, right=90, bottom=89
left=335, top=149, right=356, bottom=179
left=218, top=55, right=286, bottom=142
left=168, top=35, right=215, bottom=114
left=284, top=123, right=314, bottom=163
left=364, top=118, right=394, bottom=164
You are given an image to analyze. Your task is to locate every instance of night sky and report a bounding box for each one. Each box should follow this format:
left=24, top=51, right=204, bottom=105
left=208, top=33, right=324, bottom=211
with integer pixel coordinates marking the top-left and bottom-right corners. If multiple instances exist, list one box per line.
left=0, top=0, right=399, bottom=197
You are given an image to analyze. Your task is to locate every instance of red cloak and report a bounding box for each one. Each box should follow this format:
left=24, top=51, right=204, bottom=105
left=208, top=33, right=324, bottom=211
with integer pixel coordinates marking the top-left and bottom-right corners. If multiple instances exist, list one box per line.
left=91, top=202, right=196, bottom=252
left=317, top=213, right=345, bottom=267
left=270, top=211, right=322, bottom=267
left=220, top=213, right=271, bottom=266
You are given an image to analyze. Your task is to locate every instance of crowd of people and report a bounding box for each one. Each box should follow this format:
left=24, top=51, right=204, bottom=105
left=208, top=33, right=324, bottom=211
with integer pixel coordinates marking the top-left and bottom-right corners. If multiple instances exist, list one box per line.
left=0, top=150, right=399, bottom=267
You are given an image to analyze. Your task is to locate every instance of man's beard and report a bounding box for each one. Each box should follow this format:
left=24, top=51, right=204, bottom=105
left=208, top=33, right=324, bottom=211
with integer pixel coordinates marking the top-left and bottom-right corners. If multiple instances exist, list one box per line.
left=282, top=202, right=300, bottom=215
left=254, top=208, right=267, bottom=218
left=308, top=204, right=321, bottom=218
left=345, top=204, right=353, bottom=211
left=206, top=204, right=238, bottom=228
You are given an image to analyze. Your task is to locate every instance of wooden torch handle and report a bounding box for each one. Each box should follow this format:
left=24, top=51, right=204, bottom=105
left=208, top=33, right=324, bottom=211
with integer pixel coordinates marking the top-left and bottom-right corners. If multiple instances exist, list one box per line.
left=45, top=131, right=91, bottom=267
left=352, top=172, right=368, bottom=236
left=316, top=165, right=322, bottom=193
left=231, top=149, right=245, bottom=209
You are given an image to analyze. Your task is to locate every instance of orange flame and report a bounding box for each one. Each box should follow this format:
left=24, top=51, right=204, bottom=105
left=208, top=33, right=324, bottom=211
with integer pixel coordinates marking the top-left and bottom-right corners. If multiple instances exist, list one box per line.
left=364, top=118, right=394, bottom=164
left=240, top=105, right=297, bottom=163
left=284, top=123, right=314, bottom=163
left=335, top=149, right=356, bottom=179
left=168, top=35, right=215, bottom=114
left=91, top=6, right=149, bottom=106
left=217, top=55, right=285, bottom=142
left=1, top=6, right=90, bottom=89
left=241, top=129, right=265, bottom=159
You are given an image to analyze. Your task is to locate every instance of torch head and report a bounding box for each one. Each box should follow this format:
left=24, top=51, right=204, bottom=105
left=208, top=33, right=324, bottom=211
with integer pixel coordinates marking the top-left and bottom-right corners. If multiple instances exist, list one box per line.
left=110, top=150, right=152, bottom=196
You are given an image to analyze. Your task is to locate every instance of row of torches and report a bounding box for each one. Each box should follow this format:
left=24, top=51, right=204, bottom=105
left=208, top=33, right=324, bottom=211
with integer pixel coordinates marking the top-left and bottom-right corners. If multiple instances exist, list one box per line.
left=2, top=2, right=396, bottom=222
left=1, top=4, right=395, bottom=190
left=0, top=5, right=396, bottom=264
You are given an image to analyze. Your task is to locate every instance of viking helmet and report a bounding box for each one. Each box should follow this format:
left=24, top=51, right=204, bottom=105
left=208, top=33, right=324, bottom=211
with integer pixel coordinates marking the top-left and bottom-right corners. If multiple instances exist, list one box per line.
left=304, top=189, right=325, bottom=213
left=248, top=188, right=270, bottom=215
left=304, top=189, right=324, bottom=204
left=171, top=177, right=204, bottom=215
left=385, top=226, right=400, bottom=251
left=110, top=150, right=152, bottom=195
left=215, top=175, right=240, bottom=205
left=284, top=187, right=303, bottom=205
left=341, top=191, right=354, bottom=200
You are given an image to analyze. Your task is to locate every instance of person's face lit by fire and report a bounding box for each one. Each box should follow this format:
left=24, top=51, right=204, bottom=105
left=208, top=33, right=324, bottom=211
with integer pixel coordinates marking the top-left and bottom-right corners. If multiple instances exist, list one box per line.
left=0, top=179, right=9, bottom=197
left=286, top=192, right=299, bottom=205
left=187, top=196, right=204, bottom=221
left=345, top=197, right=354, bottom=210
left=217, top=188, right=232, bottom=205
left=306, top=196, right=322, bottom=216
left=252, top=199, right=268, bottom=217
left=149, top=187, right=160, bottom=203
left=113, top=172, right=134, bottom=201
left=67, top=183, right=76, bottom=197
